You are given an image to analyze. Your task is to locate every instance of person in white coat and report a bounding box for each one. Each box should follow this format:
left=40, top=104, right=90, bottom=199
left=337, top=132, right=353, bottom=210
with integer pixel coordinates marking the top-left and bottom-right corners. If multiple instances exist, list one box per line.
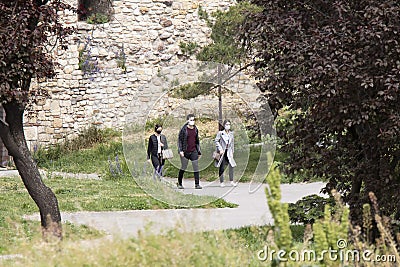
left=215, top=120, right=237, bottom=187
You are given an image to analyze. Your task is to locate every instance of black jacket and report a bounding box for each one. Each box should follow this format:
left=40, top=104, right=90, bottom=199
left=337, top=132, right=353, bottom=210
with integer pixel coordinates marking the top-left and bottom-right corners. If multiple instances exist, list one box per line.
left=147, top=134, right=168, bottom=159
left=178, top=124, right=201, bottom=155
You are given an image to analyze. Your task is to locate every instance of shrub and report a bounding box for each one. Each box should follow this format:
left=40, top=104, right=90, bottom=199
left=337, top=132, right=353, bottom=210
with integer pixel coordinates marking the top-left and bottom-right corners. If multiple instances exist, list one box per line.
left=179, top=41, right=199, bottom=57
left=170, top=82, right=212, bottom=100
left=78, top=36, right=100, bottom=78
left=33, top=126, right=119, bottom=164
left=265, top=164, right=293, bottom=250
left=288, top=194, right=335, bottom=224
left=86, top=13, right=109, bottom=24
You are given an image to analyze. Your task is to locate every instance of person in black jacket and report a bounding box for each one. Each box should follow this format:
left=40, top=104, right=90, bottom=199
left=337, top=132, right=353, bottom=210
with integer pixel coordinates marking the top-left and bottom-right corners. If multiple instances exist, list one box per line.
left=147, top=124, right=168, bottom=180
left=177, top=114, right=202, bottom=189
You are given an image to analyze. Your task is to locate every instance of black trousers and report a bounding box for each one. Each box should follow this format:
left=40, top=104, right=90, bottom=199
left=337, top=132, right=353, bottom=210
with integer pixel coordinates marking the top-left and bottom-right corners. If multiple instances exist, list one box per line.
left=219, top=152, right=234, bottom=183
left=151, top=153, right=165, bottom=172
left=178, top=150, right=200, bottom=186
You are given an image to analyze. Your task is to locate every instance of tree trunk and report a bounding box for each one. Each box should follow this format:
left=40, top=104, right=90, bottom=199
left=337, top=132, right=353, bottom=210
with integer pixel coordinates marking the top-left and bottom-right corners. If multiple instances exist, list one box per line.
left=0, top=101, right=62, bottom=239
left=349, top=176, right=362, bottom=224
left=217, top=65, right=223, bottom=130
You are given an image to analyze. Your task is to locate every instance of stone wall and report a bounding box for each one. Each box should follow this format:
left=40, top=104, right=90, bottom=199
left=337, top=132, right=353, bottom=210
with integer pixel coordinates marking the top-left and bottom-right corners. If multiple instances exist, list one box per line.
left=24, top=0, right=260, bottom=149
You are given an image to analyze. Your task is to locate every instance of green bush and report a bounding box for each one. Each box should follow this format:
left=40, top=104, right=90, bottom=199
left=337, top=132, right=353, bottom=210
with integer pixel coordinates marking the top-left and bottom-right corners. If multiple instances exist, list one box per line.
left=145, top=116, right=166, bottom=131
left=265, top=164, right=293, bottom=250
left=197, top=5, right=209, bottom=22
left=179, top=41, right=199, bottom=56
left=78, top=43, right=100, bottom=76
left=86, top=13, right=109, bottom=24
left=170, top=82, right=212, bottom=100
left=288, top=194, right=335, bottom=224
left=33, top=126, right=119, bottom=165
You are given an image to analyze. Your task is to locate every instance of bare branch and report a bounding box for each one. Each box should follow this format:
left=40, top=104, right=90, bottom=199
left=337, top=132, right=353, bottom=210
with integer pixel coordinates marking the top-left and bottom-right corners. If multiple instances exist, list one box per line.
left=207, top=62, right=256, bottom=91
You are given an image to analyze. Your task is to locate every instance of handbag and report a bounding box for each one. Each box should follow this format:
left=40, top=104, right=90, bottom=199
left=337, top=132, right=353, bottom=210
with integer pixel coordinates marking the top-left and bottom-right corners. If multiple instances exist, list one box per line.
left=212, top=151, right=221, bottom=161
left=162, top=149, right=173, bottom=159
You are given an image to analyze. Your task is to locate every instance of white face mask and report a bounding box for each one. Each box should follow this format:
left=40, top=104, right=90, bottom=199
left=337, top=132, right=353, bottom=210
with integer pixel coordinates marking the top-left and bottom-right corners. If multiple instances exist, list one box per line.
left=188, top=120, right=195, bottom=126
left=225, top=125, right=230, bottom=130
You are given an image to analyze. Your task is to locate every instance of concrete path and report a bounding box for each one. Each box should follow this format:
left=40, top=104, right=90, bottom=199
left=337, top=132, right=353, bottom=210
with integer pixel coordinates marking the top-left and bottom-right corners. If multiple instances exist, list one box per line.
left=26, top=180, right=326, bottom=239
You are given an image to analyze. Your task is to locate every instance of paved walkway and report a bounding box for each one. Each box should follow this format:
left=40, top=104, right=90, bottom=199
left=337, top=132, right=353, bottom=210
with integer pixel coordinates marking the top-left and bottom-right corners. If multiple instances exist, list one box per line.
left=26, top=179, right=326, bottom=238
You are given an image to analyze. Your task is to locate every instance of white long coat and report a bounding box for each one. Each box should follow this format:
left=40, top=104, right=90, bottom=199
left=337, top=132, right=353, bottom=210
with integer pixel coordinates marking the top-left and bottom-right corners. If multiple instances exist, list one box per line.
left=215, top=130, right=236, bottom=167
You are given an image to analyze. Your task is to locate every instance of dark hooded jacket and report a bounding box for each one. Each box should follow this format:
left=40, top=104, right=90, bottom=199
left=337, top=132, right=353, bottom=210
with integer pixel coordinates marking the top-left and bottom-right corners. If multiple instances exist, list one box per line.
left=147, top=134, right=168, bottom=159
left=178, top=123, right=201, bottom=155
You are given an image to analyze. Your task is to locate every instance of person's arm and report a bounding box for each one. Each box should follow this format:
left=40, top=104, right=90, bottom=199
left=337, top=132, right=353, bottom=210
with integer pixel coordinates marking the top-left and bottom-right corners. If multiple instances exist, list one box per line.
left=196, top=127, right=201, bottom=155
left=147, top=136, right=153, bottom=160
left=178, top=127, right=184, bottom=153
left=231, top=132, right=234, bottom=154
left=162, top=135, right=168, bottom=149
left=215, top=131, right=223, bottom=153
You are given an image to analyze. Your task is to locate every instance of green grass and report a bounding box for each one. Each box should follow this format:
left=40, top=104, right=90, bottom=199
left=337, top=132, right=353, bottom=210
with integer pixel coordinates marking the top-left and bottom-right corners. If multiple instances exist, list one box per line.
left=1, top=224, right=306, bottom=266
left=36, top=141, right=122, bottom=174
left=37, top=137, right=265, bottom=183
left=2, top=230, right=257, bottom=266
left=163, top=145, right=264, bottom=182
left=34, top=126, right=315, bottom=184
left=34, top=126, right=121, bottom=174
left=0, top=175, right=235, bottom=253
left=6, top=128, right=326, bottom=265
left=0, top=215, right=103, bottom=255
left=224, top=224, right=305, bottom=252
left=0, top=176, right=235, bottom=214
left=36, top=137, right=318, bottom=186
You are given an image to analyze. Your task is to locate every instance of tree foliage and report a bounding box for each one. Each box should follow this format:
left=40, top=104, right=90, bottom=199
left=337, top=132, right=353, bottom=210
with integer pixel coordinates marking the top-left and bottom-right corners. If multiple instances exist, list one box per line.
left=241, top=0, right=400, bottom=227
left=288, top=194, right=335, bottom=225
left=194, top=2, right=263, bottom=130
left=196, top=1, right=261, bottom=65
left=0, top=0, right=73, bottom=238
left=0, top=0, right=73, bottom=104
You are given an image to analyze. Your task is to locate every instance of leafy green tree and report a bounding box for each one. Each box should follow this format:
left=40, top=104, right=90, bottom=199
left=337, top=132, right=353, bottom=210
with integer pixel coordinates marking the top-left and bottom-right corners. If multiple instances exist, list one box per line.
left=195, top=2, right=261, bottom=129
left=0, top=0, right=73, bottom=238
left=196, top=2, right=261, bottom=65
left=241, top=0, right=400, bottom=229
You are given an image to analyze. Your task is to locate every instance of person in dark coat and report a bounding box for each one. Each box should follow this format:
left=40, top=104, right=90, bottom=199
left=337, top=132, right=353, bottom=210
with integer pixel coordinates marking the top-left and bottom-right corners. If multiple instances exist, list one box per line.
left=177, top=114, right=202, bottom=189
left=147, top=124, right=168, bottom=180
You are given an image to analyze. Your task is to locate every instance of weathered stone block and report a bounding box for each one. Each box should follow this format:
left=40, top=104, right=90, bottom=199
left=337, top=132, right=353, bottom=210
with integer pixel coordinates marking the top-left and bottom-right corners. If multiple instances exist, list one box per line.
left=50, top=101, right=61, bottom=114
left=160, top=32, right=172, bottom=39
left=64, top=65, right=74, bottom=74
left=46, top=127, right=54, bottom=134
left=53, top=118, right=63, bottom=128
left=24, top=126, right=38, bottom=140
left=160, top=19, right=173, bottom=27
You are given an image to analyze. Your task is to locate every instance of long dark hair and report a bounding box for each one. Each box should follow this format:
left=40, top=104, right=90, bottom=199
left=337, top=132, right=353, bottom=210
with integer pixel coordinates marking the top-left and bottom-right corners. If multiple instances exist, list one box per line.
left=221, top=119, right=231, bottom=131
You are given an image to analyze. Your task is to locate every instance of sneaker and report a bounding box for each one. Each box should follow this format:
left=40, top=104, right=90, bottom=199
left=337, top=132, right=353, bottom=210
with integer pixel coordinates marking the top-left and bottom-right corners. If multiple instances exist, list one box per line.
left=220, top=182, right=225, bottom=188
left=195, top=185, right=202, bottom=189
left=177, top=183, right=184, bottom=189
left=230, top=181, right=237, bottom=187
